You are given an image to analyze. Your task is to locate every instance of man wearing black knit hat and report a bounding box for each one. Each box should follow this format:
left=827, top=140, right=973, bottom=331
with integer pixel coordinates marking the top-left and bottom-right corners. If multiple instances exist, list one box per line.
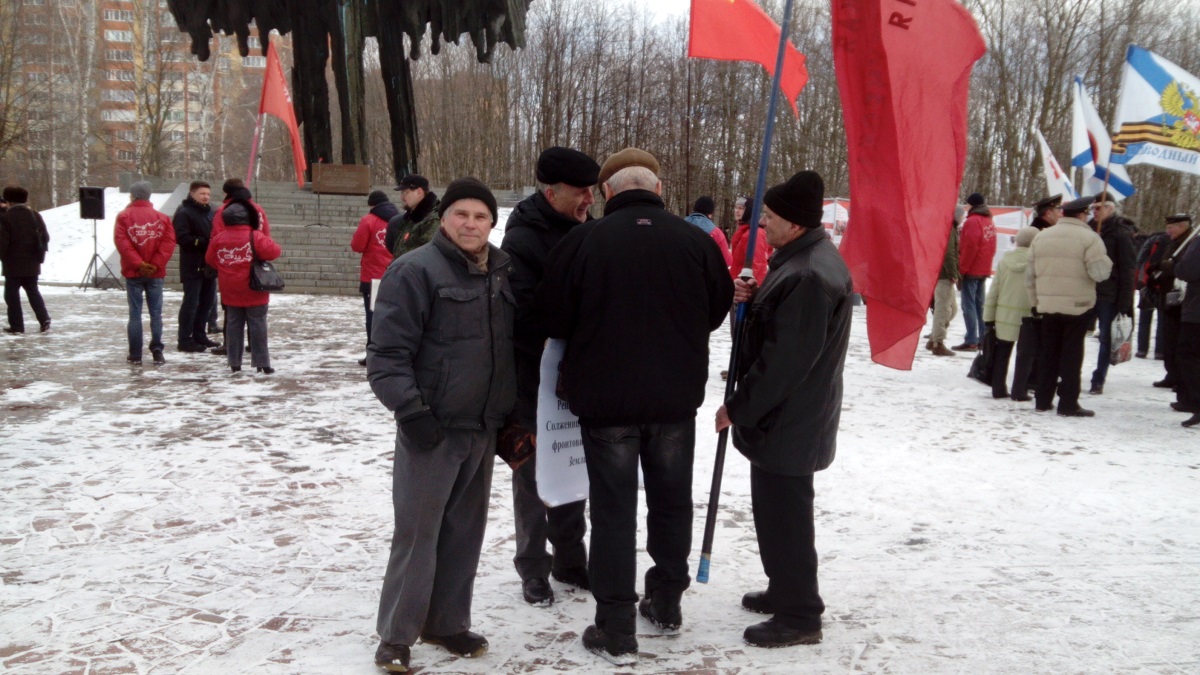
left=500, top=146, right=599, bottom=608
left=368, top=176, right=515, bottom=672
left=716, top=170, right=853, bottom=649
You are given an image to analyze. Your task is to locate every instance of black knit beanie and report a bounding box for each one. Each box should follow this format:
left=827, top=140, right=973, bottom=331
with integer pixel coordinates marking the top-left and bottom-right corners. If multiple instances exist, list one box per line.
left=692, top=196, right=715, bottom=215
left=763, top=171, right=824, bottom=229
left=367, top=190, right=388, bottom=206
left=439, top=177, right=498, bottom=223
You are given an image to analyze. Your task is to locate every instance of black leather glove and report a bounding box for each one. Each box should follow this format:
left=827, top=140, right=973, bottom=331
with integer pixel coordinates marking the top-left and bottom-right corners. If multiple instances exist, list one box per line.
left=398, top=409, right=443, bottom=450
left=984, top=321, right=995, bottom=328
left=1030, top=307, right=1042, bottom=319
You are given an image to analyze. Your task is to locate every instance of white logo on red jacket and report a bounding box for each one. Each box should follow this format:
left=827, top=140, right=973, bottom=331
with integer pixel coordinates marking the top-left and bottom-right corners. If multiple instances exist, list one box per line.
left=375, top=228, right=387, bottom=248
left=128, top=221, right=165, bottom=246
left=217, top=242, right=253, bottom=266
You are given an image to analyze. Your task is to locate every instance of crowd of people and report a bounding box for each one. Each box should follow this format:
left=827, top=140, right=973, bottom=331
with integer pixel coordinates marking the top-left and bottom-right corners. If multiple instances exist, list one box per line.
left=3, top=147, right=1197, bottom=672
left=926, top=190, right=1199, bottom=426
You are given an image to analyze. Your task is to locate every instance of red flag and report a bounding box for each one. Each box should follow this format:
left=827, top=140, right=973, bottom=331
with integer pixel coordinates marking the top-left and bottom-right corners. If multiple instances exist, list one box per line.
left=688, top=0, right=808, bottom=115
left=833, top=0, right=986, bottom=370
left=259, top=41, right=307, bottom=188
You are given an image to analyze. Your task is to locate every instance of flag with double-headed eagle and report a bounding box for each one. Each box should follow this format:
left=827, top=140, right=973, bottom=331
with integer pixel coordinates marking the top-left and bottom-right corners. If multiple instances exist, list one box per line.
left=1110, top=45, right=1200, bottom=177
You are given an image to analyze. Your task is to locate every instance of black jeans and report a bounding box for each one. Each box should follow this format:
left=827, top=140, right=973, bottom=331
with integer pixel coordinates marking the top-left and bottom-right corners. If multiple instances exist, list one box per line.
left=1177, top=322, right=1200, bottom=410
left=751, top=467, right=824, bottom=631
left=512, top=455, right=588, bottom=581
left=991, top=338, right=1015, bottom=398
left=1036, top=313, right=1090, bottom=413
left=359, top=281, right=374, bottom=344
left=1011, top=317, right=1040, bottom=399
left=581, top=421, right=695, bottom=636
left=1162, top=304, right=1182, bottom=386
left=178, top=276, right=217, bottom=345
left=4, top=275, right=50, bottom=331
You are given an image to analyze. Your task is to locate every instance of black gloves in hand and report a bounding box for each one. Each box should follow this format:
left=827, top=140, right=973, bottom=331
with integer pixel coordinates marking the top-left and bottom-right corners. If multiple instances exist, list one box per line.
left=398, top=409, right=443, bottom=450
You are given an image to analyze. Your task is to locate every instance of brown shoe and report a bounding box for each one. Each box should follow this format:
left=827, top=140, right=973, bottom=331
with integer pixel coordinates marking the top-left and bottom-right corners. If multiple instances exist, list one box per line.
left=950, top=342, right=979, bottom=352
left=931, top=342, right=955, bottom=357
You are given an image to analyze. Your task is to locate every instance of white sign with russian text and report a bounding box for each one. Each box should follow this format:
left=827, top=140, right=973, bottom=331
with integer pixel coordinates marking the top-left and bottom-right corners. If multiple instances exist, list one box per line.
left=536, top=339, right=588, bottom=507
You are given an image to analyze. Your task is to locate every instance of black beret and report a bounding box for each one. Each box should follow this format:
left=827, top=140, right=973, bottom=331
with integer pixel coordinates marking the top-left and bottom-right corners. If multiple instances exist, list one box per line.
left=1061, top=195, right=1094, bottom=217
left=1033, top=194, right=1063, bottom=213
left=396, top=174, right=430, bottom=192
left=1165, top=213, right=1193, bottom=224
left=2, top=186, right=29, bottom=204
left=966, top=192, right=986, bottom=207
left=439, top=177, right=498, bottom=223
left=367, top=190, right=389, bottom=206
left=692, top=196, right=715, bottom=215
left=537, top=147, right=600, bottom=188
left=764, top=171, right=824, bottom=230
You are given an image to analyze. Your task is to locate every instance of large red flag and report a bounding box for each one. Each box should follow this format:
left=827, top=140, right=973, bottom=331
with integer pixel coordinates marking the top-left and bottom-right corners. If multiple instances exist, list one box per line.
left=259, top=41, right=307, bottom=188
left=688, top=0, right=808, bottom=115
left=833, top=0, right=986, bottom=370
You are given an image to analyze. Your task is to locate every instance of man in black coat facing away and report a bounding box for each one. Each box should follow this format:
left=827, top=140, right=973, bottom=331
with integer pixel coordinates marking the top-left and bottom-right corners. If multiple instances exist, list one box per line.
left=1087, top=192, right=1136, bottom=395
left=500, top=146, right=600, bottom=607
left=0, top=186, right=52, bottom=334
left=173, top=181, right=221, bottom=352
left=538, top=148, right=733, bottom=666
left=716, top=171, right=853, bottom=649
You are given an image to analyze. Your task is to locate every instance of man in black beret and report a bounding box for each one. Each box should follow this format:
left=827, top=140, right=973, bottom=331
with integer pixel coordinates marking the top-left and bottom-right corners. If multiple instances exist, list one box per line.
left=500, top=146, right=599, bottom=608
left=715, top=170, right=853, bottom=649
left=385, top=174, right=440, bottom=258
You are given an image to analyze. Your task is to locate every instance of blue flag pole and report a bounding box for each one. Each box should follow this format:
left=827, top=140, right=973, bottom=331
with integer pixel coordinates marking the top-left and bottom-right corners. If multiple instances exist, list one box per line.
left=697, top=0, right=796, bottom=584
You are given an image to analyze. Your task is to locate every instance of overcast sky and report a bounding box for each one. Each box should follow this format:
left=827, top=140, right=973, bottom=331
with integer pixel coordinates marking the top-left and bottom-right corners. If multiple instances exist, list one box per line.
left=652, top=0, right=692, bottom=22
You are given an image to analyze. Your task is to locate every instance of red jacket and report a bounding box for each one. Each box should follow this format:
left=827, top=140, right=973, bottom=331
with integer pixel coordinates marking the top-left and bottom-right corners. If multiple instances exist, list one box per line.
left=730, top=224, right=771, bottom=283
left=959, top=210, right=997, bottom=277
left=709, top=227, right=732, bottom=268
left=350, top=212, right=392, bottom=282
left=114, top=200, right=175, bottom=279
left=205, top=225, right=282, bottom=307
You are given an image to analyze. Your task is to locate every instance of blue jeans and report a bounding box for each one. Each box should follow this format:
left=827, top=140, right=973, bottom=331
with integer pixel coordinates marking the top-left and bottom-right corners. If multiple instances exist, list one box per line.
left=126, top=277, right=164, bottom=358
left=1092, top=301, right=1118, bottom=386
left=961, top=277, right=986, bottom=344
left=580, top=421, right=695, bottom=636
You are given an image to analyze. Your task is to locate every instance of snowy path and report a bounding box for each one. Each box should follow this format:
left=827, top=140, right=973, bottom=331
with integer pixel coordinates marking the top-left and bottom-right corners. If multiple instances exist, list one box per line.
left=1, top=287, right=1197, bottom=674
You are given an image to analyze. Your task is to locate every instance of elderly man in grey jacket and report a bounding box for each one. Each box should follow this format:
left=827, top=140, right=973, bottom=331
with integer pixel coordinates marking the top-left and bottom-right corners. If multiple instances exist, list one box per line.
left=1026, top=196, right=1113, bottom=417
left=366, top=177, right=516, bottom=673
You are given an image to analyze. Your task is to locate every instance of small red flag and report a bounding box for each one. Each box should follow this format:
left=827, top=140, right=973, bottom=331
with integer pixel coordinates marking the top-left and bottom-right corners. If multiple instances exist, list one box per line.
left=833, top=0, right=986, bottom=370
left=259, top=41, right=307, bottom=188
left=688, top=0, right=809, bottom=115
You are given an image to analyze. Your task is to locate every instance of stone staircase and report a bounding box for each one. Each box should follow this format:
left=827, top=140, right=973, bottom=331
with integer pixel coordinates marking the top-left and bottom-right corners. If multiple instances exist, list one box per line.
left=157, top=180, right=524, bottom=296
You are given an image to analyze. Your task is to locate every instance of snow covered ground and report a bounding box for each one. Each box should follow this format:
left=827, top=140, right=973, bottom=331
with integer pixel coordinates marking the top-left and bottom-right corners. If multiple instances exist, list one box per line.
left=1, top=287, right=1197, bottom=674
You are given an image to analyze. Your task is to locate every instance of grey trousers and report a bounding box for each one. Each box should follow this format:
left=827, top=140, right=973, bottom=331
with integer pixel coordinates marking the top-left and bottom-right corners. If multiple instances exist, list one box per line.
left=931, top=279, right=958, bottom=343
left=226, top=305, right=269, bottom=369
left=377, top=427, right=494, bottom=646
left=511, top=456, right=587, bottom=581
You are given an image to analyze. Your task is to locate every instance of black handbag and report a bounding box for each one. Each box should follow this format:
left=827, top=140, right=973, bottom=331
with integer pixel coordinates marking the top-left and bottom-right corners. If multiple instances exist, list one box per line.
left=248, top=231, right=285, bottom=292
left=967, top=327, right=996, bottom=385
